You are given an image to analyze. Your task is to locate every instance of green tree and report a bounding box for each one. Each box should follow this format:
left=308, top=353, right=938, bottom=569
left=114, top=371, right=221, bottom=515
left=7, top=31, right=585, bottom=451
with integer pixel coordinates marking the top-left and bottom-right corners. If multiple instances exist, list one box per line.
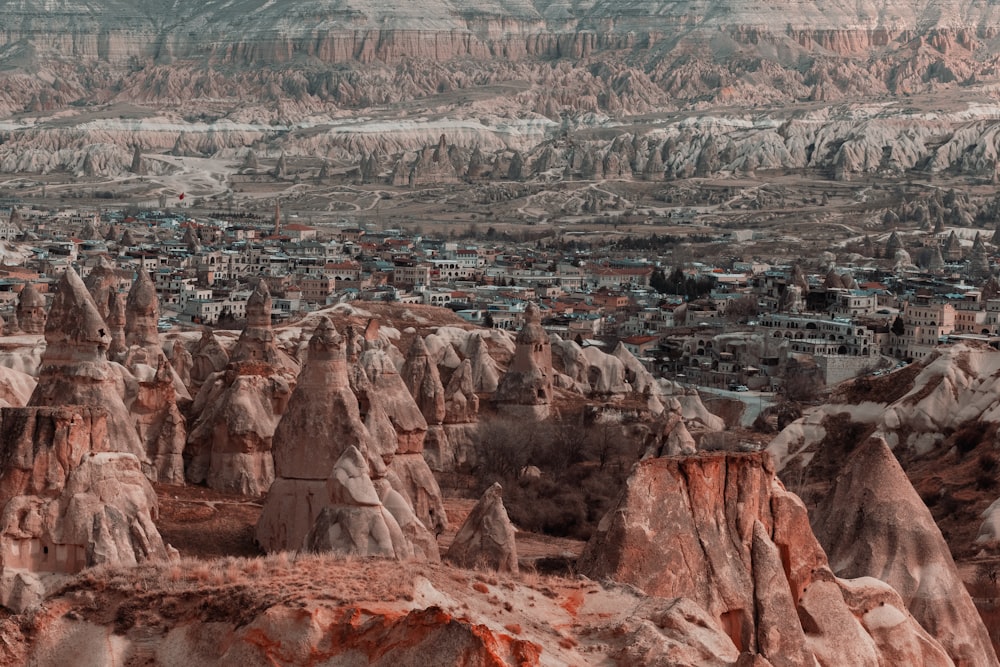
left=650, top=268, right=669, bottom=294
left=891, top=315, right=905, bottom=336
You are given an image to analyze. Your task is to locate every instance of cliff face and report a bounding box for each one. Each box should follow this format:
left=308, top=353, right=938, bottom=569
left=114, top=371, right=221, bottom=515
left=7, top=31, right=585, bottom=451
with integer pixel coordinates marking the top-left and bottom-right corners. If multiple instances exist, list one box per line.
left=4, top=1, right=1000, bottom=180
left=579, top=451, right=966, bottom=666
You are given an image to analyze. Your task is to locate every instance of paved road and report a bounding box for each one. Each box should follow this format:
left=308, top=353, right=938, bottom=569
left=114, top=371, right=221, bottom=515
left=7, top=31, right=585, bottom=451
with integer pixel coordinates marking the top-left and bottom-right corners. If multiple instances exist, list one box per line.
left=697, top=387, right=776, bottom=427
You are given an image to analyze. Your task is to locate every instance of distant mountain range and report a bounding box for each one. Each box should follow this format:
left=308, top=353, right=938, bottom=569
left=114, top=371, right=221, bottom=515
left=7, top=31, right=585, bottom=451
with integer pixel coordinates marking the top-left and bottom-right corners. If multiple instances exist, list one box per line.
left=3, top=0, right=1000, bottom=180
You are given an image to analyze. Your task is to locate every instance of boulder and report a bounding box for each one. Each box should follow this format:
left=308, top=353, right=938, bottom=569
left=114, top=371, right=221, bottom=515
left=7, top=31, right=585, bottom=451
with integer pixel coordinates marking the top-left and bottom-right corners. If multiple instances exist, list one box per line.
left=445, top=482, right=517, bottom=573
left=616, top=597, right=740, bottom=667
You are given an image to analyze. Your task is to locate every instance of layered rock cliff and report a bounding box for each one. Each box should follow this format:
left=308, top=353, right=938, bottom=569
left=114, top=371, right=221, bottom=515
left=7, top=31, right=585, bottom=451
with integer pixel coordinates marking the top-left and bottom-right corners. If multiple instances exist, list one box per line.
left=5, top=1, right=1000, bottom=180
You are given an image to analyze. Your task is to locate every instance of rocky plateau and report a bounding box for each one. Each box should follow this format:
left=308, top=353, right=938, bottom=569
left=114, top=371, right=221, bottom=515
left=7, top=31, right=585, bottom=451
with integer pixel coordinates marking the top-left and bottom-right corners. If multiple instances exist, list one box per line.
left=5, top=0, right=1000, bottom=186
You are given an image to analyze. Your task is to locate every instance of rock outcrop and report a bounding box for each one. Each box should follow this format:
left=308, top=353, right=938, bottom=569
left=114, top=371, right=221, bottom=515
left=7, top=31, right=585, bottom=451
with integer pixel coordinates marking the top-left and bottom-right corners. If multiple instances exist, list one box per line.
left=123, top=270, right=161, bottom=359
left=28, top=268, right=145, bottom=466
left=82, top=256, right=121, bottom=322
left=303, top=446, right=414, bottom=560
left=170, top=339, right=193, bottom=389
left=185, top=363, right=294, bottom=496
left=116, top=271, right=188, bottom=484
left=83, top=255, right=125, bottom=362
left=445, top=482, right=517, bottom=573
left=360, top=344, right=428, bottom=453
left=579, top=451, right=957, bottom=666
left=402, top=335, right=453, bottom=470
left=190, top=329, right=229, bottom=385
left=186, top=284, right=300, bottom=495
left=641, top=399, right=696, bottom=457
left=426, top=358, right=480, bottom=471
left=230, top=279, right=279, bottom=364
left=402, top=335, right=446, bottom=430
left=257, top=317, right=380, bottom=552
left=0, top=406, right=171, bottom=575
left=495, top=303, right=553, bottom=419
left=466, top=332, right=500, bottom=393
left=813, top=438, right=998, bottom=667
left=15, top=283, right=46, bottom=335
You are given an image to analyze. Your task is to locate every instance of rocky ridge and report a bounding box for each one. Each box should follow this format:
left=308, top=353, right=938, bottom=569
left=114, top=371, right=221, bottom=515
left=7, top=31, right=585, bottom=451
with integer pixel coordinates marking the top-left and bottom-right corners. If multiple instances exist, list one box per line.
left=5, top=2, right=1000, bottom=181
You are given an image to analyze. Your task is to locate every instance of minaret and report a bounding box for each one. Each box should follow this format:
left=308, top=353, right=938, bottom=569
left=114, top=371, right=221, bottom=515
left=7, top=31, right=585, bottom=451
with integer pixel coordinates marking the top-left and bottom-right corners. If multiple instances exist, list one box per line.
left=273, top=201, right=282, bottom=236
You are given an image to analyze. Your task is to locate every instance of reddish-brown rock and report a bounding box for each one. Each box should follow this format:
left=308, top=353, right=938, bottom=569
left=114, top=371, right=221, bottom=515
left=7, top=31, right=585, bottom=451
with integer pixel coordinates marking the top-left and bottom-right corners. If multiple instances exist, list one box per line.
left=813, top=437, right=998, bottom=667
left=28, top=268, right=145, bottom=465
left=445, top=482, right=517, bottom=573
left=230, top=279, right=279, bottom=364
left=579, top=452, right=957, bottom=666
left=15, top=283, right=46, bottom=335
left=494, top=303, right=552, bottom=419
left=257, top=317, right=381, bottom=552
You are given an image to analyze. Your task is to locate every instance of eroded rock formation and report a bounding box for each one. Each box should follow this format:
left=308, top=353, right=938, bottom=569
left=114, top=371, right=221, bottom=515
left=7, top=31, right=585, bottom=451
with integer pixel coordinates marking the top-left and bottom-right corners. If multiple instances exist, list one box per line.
left=28, top=268, right=145, bottom=465
left=185, top=282, right=297, bottom=495
left=230, top=279, right=279, bottom=364
left=0, top=406, right=170, bottom=576
left=445, top=482, right=517, bottom=573
left=813, top=438, right=998, bottom=667
left=185, top=364, right=294, bottom=496
left=15, top=283, right=46, bottom=335
left=119, top=271, right=188, bottom=484
left=257, top=317, right=379, bottom=552
left=303, top=446, right=414, bottom=560
left=579, top=451, right=958, bottom=666
left=190, top=329, right=229, bottom=385
left=495, top=303, right=552, bottom=419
